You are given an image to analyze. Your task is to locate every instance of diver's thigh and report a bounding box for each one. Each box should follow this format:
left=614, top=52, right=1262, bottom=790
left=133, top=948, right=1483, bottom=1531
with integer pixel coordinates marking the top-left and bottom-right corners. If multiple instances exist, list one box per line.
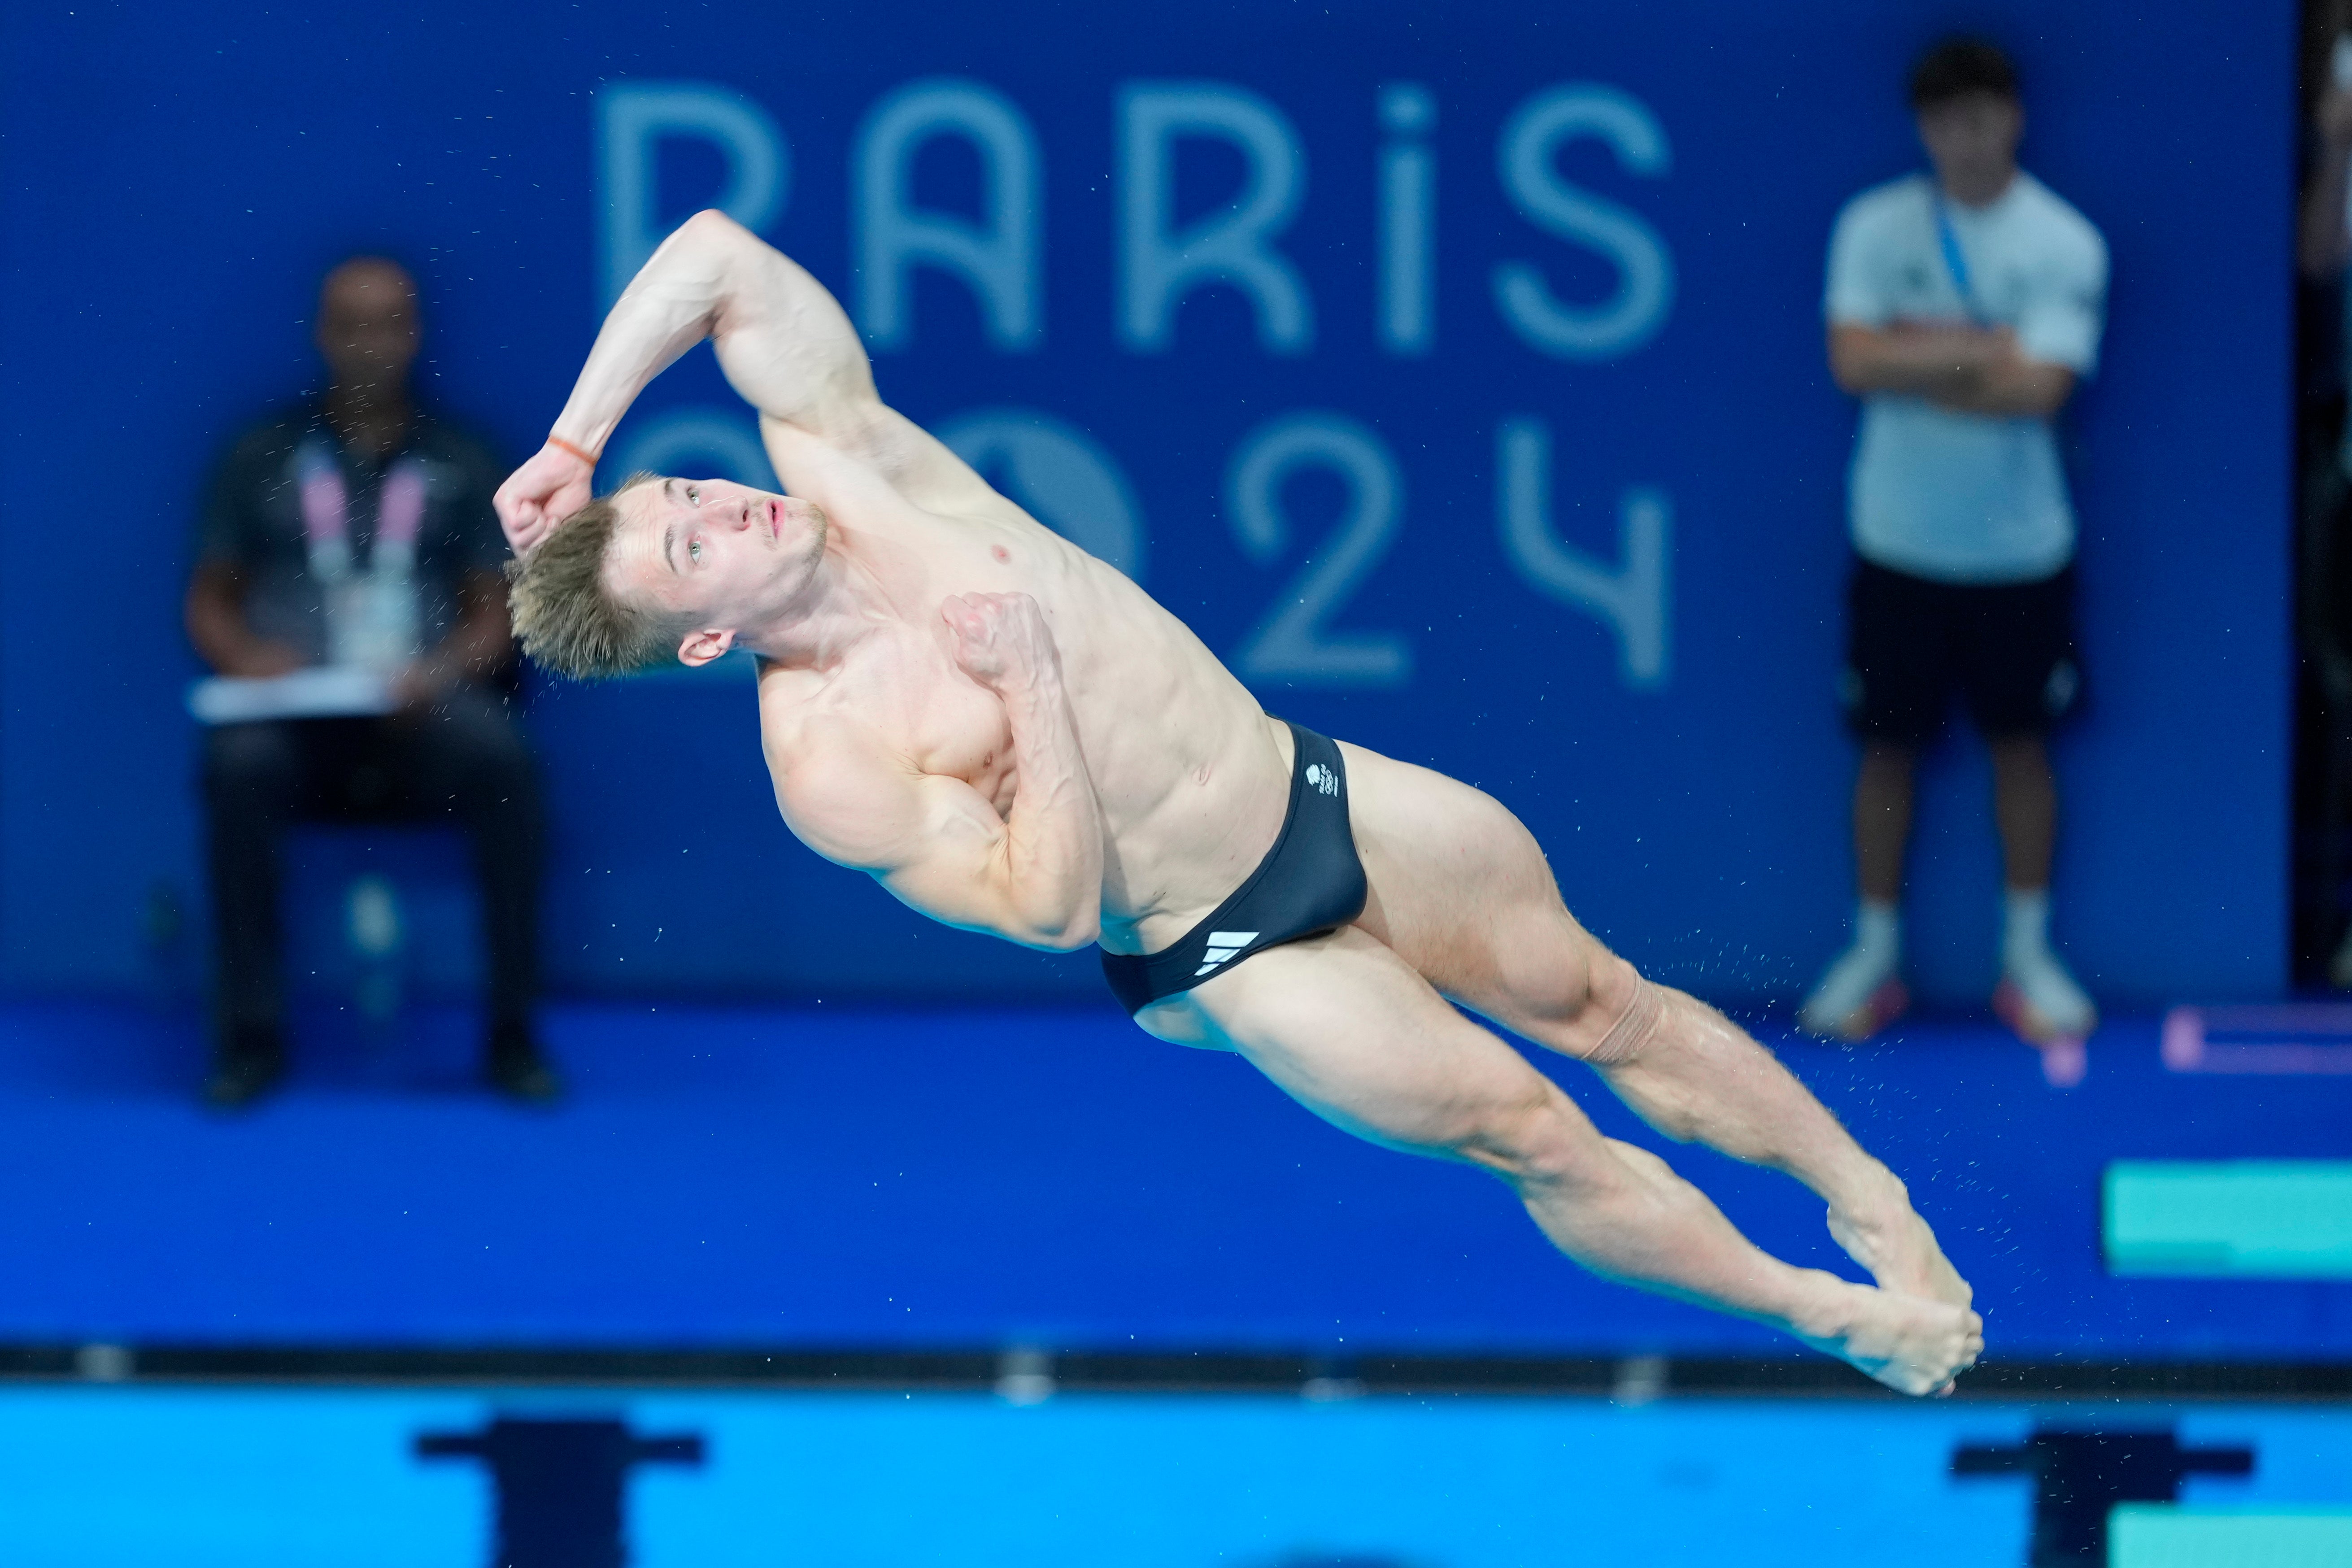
left=1338, top=740, right=1601, bottom=1023
left=1177, top=926, right=1571, bottom=1161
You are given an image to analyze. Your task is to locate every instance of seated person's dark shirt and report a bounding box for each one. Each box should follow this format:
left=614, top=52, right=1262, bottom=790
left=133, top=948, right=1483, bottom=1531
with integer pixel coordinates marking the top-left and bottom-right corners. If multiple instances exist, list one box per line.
left=197, top=406, right=508, bottom=667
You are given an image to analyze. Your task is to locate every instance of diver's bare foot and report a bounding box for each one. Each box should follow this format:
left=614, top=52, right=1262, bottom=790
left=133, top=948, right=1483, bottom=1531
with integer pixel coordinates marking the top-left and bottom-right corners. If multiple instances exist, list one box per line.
left=1828, top=1176, right=1973, bottom=1311
left=1797, top=1280, right=1983, bottom=1397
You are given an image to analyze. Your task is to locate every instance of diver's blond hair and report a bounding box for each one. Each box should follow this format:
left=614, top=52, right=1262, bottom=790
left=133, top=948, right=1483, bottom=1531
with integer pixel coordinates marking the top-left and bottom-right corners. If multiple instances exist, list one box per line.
left=503, top=473, right=677, bottom=680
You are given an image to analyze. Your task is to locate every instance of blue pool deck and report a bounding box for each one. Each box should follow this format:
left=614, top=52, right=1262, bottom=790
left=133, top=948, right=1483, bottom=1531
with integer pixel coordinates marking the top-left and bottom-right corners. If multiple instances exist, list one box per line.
left=0, top=999, right=2347, bottom=1359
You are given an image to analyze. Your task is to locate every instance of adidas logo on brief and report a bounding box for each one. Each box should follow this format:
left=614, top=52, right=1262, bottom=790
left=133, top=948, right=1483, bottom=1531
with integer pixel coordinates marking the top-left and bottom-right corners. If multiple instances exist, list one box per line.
left=1194, top=931, right=1259, bottom=977
left=1304, top=763, right=1337, bottom=797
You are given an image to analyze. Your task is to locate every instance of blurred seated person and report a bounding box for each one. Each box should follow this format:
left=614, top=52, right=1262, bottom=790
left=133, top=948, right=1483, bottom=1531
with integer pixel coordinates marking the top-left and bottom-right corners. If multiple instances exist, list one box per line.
left=186, top=257, right=557, bottom=1107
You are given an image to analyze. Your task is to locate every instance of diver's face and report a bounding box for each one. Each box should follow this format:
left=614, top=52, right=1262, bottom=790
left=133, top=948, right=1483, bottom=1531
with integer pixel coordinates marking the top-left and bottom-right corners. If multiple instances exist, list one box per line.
left=605, top=476, right=828, bottom=661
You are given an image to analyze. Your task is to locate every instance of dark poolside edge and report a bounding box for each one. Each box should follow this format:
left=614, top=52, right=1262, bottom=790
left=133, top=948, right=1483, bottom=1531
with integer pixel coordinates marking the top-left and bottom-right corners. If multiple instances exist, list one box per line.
left=0, top=1345, right=2346, bottom=1400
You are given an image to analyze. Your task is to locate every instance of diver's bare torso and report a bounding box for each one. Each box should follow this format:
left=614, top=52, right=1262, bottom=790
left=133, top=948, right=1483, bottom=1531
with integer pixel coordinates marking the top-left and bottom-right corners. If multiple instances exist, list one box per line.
left=750, top=436, right=1297, bottom=957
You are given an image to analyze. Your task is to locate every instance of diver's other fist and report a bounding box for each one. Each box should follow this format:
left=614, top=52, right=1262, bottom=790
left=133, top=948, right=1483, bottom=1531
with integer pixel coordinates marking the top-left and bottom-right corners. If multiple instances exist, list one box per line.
left=941, top=591, right=1057, bottom=693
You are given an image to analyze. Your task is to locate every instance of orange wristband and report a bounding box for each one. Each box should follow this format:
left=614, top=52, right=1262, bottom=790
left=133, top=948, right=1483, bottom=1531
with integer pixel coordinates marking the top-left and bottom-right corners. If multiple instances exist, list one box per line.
left=546, top=434, right=599, bottom=466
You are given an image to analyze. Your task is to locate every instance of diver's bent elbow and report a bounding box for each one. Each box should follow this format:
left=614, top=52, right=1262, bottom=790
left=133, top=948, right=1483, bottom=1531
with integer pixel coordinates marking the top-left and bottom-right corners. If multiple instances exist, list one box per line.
left=1029, top=914, right=1102, bottom=953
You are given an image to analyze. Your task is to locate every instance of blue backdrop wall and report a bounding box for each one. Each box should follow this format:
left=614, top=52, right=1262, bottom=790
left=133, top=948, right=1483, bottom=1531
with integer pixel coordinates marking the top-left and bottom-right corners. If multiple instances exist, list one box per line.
left=0, top=0, right=2294, bottom=1010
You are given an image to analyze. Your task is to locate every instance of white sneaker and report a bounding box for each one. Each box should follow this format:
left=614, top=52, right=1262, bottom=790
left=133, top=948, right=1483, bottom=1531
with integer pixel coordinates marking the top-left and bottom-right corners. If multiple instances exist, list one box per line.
left=1993, top=951, right=2097, bottom=1045
left=1800, top=942, right=1910, bottom=1042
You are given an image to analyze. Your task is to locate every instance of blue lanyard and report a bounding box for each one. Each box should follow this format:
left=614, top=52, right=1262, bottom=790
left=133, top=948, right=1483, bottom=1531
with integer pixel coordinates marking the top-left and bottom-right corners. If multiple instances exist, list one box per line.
left=1929, top=190, right=1985, bottom=324
left=1933, top=192, right=1990, bottom=325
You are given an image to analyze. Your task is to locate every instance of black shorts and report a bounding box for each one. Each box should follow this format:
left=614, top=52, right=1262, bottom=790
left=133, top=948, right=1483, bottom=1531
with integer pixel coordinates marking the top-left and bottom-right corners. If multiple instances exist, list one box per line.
left=1842, top=557, right=2082, bottom=745
left=1099, top=722, right=1368, bottom=1015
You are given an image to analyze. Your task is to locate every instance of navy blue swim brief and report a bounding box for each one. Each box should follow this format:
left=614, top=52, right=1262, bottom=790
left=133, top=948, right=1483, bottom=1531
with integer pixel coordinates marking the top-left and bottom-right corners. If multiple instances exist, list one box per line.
left=1098, top=721, right=1368, bottom=1015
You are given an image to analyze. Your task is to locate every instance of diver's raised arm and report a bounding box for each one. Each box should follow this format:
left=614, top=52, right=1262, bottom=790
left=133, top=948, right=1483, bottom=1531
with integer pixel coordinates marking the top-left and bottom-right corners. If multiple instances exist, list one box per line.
left=496, top=210, right=814, bottom=552
left=497, top=211, right=994, bottom=555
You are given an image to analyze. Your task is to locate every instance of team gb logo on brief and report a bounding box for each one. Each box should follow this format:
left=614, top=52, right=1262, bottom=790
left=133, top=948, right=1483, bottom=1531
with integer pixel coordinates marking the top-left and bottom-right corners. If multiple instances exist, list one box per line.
left=1305, top=764, right=1338, bottom=797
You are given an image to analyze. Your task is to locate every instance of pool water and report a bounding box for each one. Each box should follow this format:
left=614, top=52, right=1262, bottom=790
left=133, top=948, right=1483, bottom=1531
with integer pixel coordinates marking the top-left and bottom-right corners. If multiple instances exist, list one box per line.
left=0, top=1388, right=2345, bottom=1567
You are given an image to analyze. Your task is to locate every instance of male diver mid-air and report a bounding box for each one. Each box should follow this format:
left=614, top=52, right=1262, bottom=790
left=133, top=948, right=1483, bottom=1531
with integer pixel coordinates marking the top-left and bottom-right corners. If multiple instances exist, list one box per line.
left=496, top=211, right=1983, bottom=1395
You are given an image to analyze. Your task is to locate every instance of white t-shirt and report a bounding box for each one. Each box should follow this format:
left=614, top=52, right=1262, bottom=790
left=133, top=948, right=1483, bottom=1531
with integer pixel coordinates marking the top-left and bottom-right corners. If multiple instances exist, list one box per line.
left=1825, top=170, right=2108, bottom=584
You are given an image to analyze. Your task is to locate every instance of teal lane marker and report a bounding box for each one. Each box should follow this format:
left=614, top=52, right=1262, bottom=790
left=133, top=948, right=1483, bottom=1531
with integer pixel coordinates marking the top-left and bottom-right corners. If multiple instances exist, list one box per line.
left=2111, top=1506, right=2352, bottom=1568
left=2104, top=1162, right=2352, bottom=1278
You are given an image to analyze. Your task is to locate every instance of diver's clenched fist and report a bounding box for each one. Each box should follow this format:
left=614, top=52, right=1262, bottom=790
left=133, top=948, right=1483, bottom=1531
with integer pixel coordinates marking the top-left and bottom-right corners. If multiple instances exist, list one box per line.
left=493, top=440, right=595, bottom=557
left=942, top=591, right=1059, bottom=693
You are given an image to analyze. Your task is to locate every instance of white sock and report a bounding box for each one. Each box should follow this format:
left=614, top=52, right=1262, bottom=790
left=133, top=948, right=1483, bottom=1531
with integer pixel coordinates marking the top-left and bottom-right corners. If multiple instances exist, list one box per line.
left=1998, top=885, right=2095, bottom=1035
left=1802, top=897, right=1904, bottom=1034
left=2003, top=887, right=2051, bottom=973
left=1855, top=899, right=1900, bottom=964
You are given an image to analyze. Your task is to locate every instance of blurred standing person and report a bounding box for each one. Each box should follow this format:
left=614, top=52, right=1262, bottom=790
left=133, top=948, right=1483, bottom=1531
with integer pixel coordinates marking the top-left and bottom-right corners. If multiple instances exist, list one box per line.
left=1800, top=39, right=2108, bottom=1046
left=187, top=257, right=557, bottom=1107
